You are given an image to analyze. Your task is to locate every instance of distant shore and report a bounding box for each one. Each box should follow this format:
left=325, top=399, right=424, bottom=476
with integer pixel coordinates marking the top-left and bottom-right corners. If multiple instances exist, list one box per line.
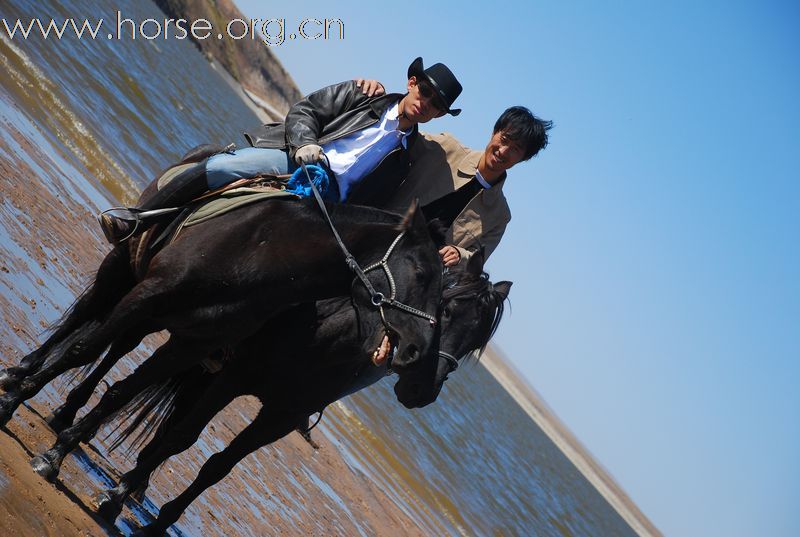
left=479, top=345, right=662, bottom=537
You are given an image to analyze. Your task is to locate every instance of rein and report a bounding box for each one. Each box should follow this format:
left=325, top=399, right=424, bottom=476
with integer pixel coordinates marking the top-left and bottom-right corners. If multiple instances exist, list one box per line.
left=300, top=163, right=437, bottom=327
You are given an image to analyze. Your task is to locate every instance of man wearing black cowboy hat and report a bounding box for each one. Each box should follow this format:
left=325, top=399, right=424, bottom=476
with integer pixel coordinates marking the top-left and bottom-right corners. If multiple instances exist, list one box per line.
left=98, top=57, right=462, bottom=244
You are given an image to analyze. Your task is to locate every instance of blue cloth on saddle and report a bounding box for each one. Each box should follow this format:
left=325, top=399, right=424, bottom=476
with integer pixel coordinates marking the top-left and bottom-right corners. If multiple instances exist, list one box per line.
left=287, top=165, right=336, bottom=201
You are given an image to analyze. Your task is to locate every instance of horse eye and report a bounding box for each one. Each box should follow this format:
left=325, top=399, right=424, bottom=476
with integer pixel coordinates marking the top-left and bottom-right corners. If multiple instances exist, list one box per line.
left=443, top=306, right=452, bottom=319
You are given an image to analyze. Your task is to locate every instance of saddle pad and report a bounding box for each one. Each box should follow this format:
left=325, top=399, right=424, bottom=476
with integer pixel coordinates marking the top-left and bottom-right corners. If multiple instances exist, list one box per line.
left=182, top=187, right=298, bottom=228
left=132, top=186, right=299, bottom=279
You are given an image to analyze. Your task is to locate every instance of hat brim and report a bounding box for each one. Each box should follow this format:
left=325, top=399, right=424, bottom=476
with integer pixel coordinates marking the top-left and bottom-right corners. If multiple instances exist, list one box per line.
left=407, top=57, right=461, bottom=117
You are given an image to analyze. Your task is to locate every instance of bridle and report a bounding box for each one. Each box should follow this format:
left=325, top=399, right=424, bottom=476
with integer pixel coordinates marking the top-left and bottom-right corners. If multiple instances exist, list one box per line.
left=300, top=163, right=438, bottom=332
left=438, top=350, right=459, bottom=373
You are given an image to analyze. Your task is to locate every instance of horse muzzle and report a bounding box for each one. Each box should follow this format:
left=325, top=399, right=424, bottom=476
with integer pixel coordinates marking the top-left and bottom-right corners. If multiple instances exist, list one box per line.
left=393, top=374, right=438, bottom=409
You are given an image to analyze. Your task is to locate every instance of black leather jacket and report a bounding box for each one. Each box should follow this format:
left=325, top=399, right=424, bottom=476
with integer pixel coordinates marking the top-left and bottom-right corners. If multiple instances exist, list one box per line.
left=243, top=80, right=417, bottom=207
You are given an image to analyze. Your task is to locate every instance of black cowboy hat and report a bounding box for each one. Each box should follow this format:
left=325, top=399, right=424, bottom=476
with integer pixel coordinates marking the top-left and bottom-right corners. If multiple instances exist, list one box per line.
left=407, top=57, right=462, bottom=116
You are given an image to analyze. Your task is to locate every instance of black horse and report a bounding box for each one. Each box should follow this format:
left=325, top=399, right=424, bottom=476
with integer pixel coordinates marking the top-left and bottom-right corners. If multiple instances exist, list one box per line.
left=83, top=255, right=510, bottom=534
left=0, top=196, right=447, bottom=482
left=43, top=249, right=509, bottom=436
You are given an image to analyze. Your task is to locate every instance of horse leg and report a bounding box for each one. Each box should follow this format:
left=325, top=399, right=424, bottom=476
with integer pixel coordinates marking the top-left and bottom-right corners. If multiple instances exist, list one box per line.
left=0, top=327, right=145, bottom=428
left=95, top=369, right=236, bottom=522
left=46, top=324, right=153, bottom=434
left=0, top=247, right=132, bottom=388
left=0, top=278, right=160, bottom=427
left=30, top=337, right=205, bottom=481
left=137, top=409, right=301, bottom=536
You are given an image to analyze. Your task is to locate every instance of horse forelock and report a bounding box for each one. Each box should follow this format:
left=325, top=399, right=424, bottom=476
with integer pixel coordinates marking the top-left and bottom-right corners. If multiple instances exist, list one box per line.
left=443, top=270, right=508, bottom=361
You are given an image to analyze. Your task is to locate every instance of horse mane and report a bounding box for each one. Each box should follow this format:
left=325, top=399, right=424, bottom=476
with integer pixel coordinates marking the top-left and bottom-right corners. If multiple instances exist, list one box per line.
left=322, top=201, right=405, bottom=227
left=443, top=270, right=508, bottom=361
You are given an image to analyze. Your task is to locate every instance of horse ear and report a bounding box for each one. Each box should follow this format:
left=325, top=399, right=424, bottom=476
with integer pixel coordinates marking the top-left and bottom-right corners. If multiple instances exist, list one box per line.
left=401, top=200, right=448, bottom=247
left=400, top=199, right=421, bottom=231
left=465, top=248, right=485, bottom=275
left=427, top=218, right=448, bottom=248
left=493, top=281, right=513, bottom=300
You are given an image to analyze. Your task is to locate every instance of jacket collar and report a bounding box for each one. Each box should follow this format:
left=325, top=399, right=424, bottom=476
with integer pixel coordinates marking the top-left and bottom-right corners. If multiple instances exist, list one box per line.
left=369, top=93, right=405, bottom=117
left=455, top=149, right=507, bottom=203
left=369, top=93, right=420, bottom=142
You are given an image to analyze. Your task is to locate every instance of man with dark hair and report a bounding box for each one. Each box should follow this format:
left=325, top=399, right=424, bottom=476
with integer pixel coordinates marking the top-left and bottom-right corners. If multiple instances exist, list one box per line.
left=386, top=106, right=553, bottom=266
left=99, top=57, right=463, bottom=244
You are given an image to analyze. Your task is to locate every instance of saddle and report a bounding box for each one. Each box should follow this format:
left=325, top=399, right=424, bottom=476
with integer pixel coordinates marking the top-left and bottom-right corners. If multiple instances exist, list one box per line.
left=129, top=179, right=297, bottom=281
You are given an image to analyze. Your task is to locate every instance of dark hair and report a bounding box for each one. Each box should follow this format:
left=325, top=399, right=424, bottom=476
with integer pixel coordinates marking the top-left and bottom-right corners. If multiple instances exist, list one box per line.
left=493, top=106, right=553, bottom=160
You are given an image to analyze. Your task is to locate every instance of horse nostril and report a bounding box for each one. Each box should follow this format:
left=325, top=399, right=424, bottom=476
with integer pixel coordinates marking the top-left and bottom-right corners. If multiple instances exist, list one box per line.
left=406, top=344, right=419, bottom=362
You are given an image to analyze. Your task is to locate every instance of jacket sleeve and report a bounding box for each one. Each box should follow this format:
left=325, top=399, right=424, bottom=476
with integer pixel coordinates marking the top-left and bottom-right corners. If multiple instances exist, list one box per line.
left=284, top=80, right=366, bottom=156
left=456, top=215, right=510, bottom=265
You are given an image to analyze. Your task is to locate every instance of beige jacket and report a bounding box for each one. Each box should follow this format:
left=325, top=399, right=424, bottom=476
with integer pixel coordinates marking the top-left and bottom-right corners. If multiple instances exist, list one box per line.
left=387, top=132, right=511, bottom=264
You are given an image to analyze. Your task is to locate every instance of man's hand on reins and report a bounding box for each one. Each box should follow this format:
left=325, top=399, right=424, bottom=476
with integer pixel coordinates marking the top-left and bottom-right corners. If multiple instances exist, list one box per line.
left=295, top=144, right=325, bottom=165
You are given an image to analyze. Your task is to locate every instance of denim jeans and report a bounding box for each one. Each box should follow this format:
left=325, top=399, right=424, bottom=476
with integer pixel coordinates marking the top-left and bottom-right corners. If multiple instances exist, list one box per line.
left=205, top=147, right=298, bottom=189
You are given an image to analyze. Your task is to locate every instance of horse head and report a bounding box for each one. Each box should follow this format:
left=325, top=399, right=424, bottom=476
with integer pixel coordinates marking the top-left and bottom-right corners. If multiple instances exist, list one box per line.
left=350, top=202, right=445, bottom=408
left=407, top=249, right=512, bottom=407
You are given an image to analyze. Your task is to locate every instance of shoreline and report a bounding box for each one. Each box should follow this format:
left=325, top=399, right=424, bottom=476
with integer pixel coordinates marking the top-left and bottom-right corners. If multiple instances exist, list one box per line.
left=479, top=344, right=662, bottom=537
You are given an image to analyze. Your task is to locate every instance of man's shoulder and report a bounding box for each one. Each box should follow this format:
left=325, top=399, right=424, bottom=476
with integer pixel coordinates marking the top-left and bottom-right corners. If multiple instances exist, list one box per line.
left=420, top=131, right=468, bottom=150
left=304, top=79, right=392, bottom=107
left=416, top=131, right=478, bottom=163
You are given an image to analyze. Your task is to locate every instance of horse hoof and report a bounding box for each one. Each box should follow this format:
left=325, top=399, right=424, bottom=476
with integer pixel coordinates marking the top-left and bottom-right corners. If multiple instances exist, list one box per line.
left=94, top=491, right=123, bottom=522
left=131, top=525, right=163, bottom=537
left=30, top=455, right=59, bottom=482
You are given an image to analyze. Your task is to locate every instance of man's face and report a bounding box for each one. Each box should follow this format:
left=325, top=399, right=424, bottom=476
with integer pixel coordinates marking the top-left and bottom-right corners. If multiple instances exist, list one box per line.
left=402, top=76, right=446, bottom=124
left=482, top=129, right=526, bottom=175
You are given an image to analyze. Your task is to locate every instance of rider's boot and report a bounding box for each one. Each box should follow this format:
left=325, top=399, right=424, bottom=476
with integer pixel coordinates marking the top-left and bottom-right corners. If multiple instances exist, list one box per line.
left=98, top=160, right=210, bottom=245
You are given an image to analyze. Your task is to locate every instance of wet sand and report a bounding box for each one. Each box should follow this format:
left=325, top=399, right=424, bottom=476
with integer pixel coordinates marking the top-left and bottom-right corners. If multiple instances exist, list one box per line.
left=0, top=110, right=427, bottom=536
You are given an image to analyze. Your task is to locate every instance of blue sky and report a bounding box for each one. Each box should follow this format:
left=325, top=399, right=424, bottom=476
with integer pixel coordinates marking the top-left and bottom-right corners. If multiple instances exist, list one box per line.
left=236, top=1, right=799, bottom=535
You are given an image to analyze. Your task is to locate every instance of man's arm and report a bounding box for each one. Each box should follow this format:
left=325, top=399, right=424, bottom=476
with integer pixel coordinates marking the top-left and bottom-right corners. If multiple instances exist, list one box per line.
left=452, top=216, right=510, bottom=265
left=284, top=80, right=368, bottom=157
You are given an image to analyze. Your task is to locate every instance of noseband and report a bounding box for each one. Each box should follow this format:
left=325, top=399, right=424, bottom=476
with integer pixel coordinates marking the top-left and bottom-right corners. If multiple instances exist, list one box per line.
left=438, top=350, right=459, bottom=373
left=301, top=163, right=438, bottom=331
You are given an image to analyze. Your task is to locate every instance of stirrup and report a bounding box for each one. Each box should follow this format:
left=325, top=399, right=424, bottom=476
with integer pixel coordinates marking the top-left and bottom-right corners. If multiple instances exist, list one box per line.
left=97, top=206, right=183, bottom=244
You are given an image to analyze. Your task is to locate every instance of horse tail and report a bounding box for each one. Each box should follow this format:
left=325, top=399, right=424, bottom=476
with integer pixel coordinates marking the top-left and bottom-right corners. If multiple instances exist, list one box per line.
left=104, top=373, right=184, bottom=455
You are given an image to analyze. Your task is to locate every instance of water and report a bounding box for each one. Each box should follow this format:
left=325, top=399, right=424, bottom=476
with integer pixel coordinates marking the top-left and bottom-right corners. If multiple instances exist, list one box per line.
left=0, top=1, right=638, bottom=535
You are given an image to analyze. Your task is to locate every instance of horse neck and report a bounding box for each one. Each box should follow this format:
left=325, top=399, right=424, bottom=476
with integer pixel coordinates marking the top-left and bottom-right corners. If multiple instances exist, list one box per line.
left=331, top=217, right=405, bottom=262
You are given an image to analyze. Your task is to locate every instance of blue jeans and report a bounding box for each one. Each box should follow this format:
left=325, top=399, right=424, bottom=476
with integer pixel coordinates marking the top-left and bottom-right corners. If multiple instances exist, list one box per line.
left=205, top=147, right=297, bottom=189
